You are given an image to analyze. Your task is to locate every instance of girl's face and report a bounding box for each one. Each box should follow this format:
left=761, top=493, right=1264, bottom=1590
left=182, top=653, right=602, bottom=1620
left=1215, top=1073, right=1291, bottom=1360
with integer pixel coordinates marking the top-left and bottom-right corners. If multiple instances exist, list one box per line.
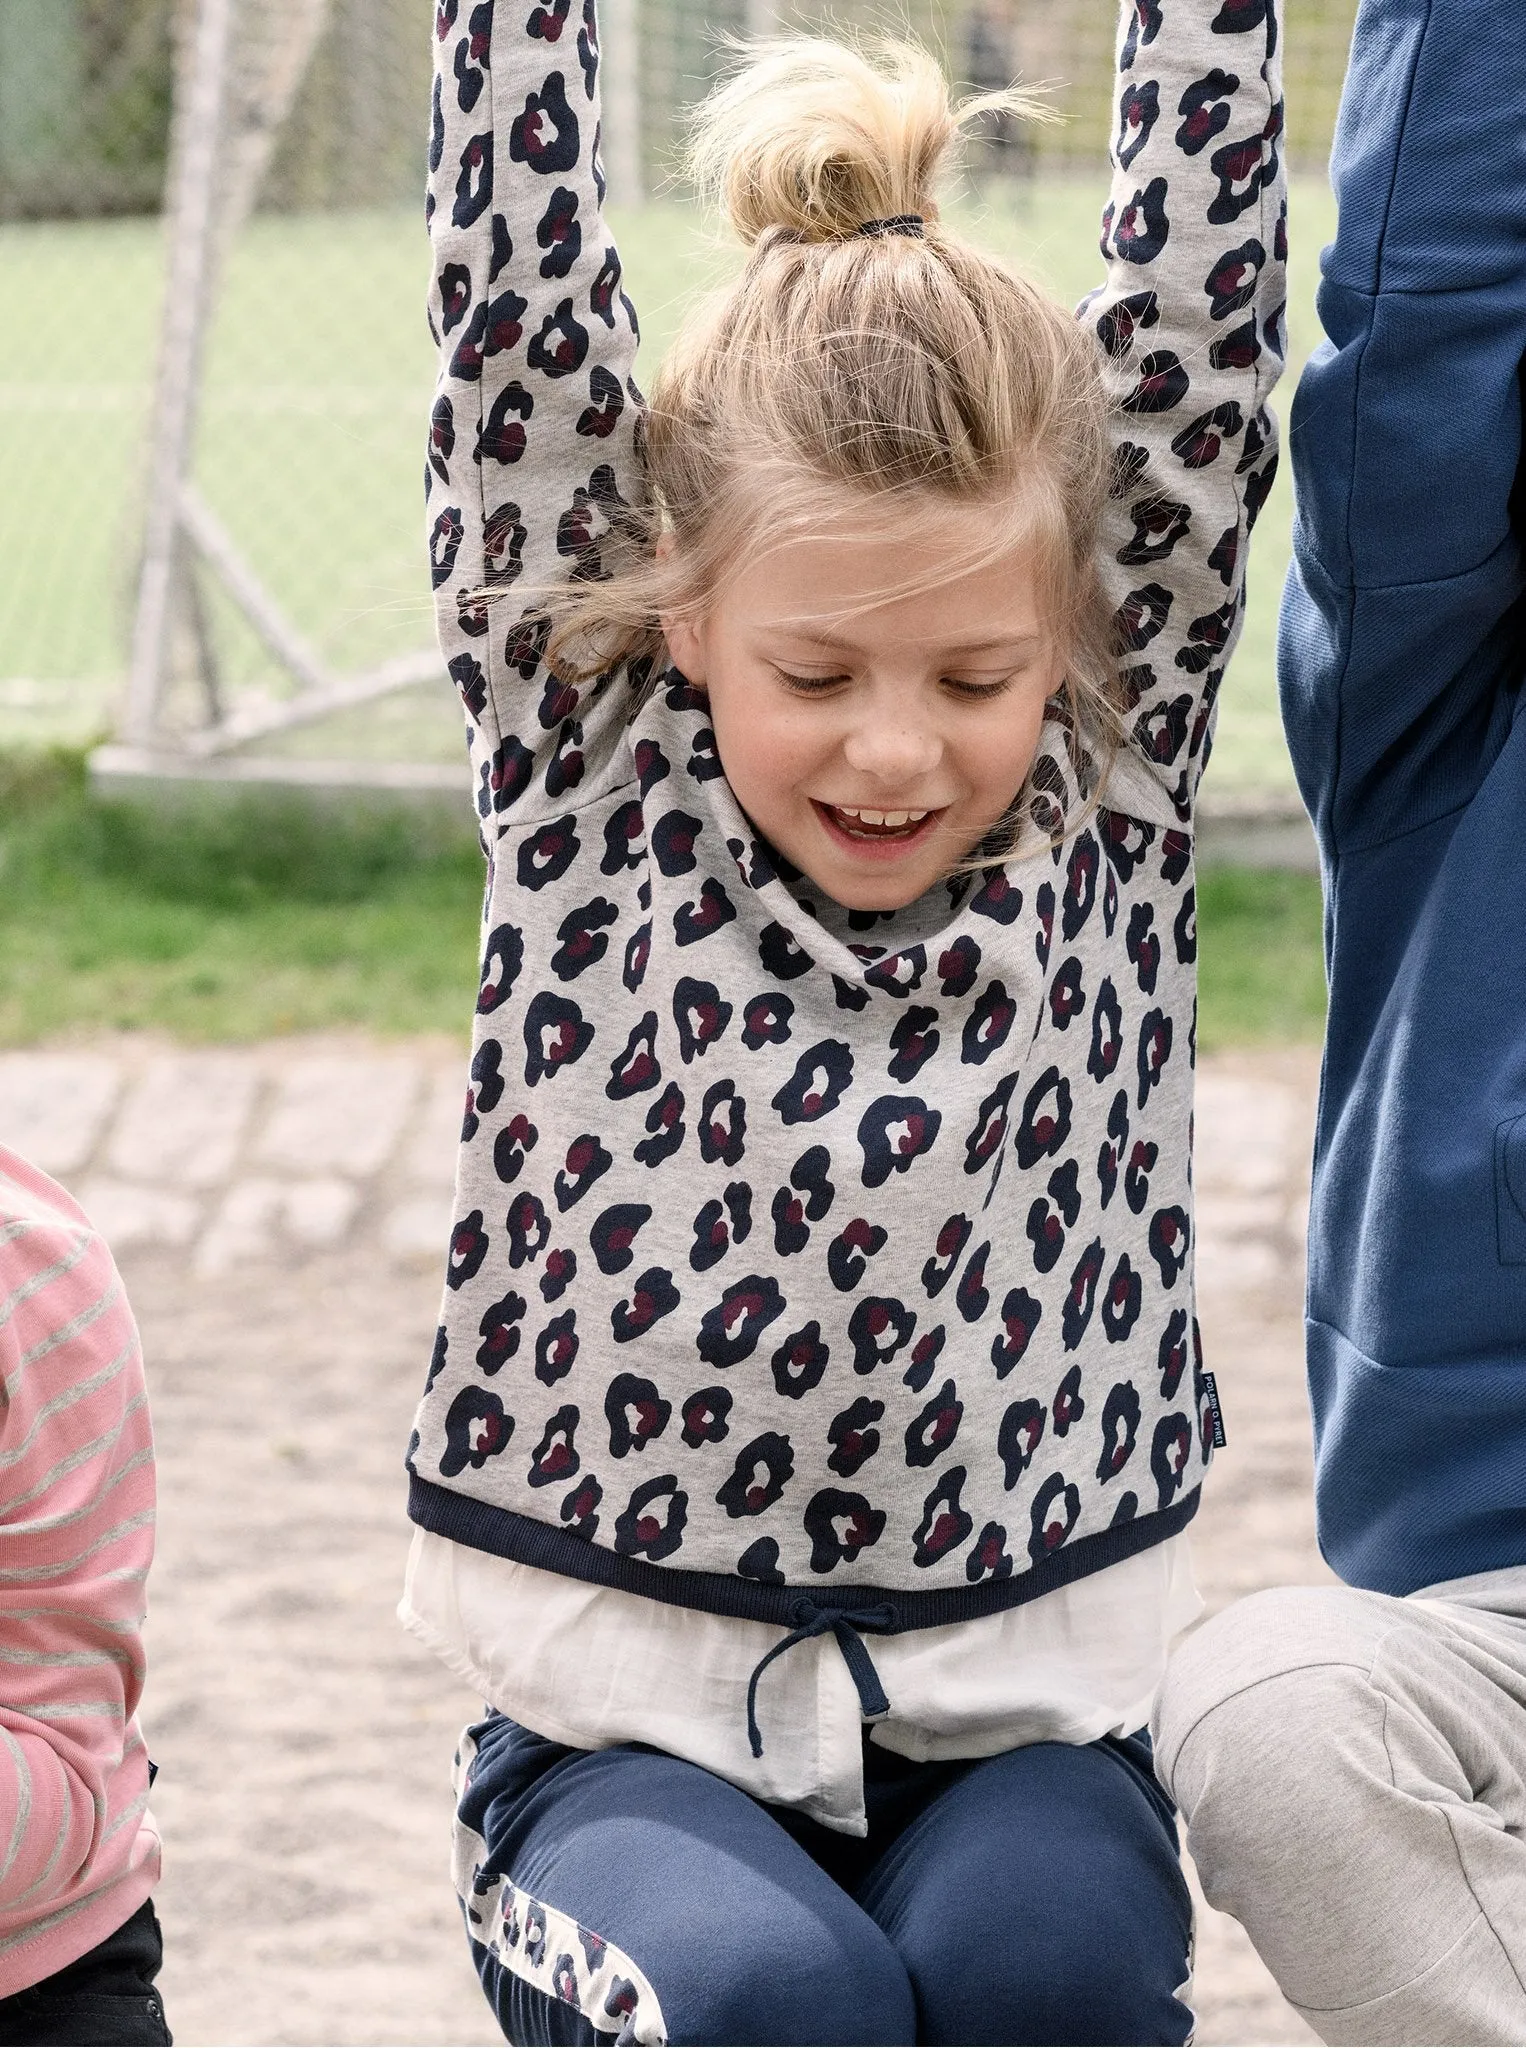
left=664, top=508, right=1067, bottom=912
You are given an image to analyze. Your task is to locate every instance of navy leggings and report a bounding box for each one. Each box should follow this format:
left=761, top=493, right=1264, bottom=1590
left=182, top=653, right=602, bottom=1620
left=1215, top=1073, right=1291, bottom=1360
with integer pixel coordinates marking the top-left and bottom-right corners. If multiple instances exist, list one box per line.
left=457, top=1715, right=1193, bottom=2046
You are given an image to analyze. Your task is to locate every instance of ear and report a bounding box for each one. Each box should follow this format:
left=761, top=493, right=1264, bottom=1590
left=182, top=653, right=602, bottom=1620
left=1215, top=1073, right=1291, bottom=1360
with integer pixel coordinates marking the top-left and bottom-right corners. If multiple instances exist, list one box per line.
left=662, top=610, right=708, bottom=687
left=654, top=534, right=709, bottom=689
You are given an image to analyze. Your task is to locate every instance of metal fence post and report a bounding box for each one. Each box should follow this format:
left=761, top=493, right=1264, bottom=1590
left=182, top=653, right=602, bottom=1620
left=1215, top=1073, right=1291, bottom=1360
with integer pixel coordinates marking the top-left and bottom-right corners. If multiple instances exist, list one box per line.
left=124, top=0, right=236, bottom=749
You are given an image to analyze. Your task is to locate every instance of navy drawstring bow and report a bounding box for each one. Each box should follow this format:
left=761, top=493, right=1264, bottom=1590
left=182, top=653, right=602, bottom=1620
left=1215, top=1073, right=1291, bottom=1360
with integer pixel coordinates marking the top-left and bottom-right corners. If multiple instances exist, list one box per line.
left=746, top=1598, right=900, bottom=1758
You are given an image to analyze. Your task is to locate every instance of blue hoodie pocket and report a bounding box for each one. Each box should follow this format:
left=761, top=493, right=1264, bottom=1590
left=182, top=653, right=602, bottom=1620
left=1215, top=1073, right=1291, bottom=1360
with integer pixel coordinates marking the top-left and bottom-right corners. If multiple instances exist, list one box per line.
left=1495, top=1114, right=1526, bottom=1264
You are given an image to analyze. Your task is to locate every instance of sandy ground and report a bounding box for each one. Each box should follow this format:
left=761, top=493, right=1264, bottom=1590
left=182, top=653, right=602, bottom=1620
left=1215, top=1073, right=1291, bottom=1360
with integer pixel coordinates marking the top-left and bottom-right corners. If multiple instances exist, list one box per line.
left=1, top=1036, right=1332, bottom=2045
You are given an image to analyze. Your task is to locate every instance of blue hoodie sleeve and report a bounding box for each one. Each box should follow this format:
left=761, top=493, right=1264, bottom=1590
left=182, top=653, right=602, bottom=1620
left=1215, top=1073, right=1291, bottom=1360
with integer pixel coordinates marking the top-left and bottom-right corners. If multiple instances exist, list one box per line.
left=1279, top=0, right=1526, bottom=860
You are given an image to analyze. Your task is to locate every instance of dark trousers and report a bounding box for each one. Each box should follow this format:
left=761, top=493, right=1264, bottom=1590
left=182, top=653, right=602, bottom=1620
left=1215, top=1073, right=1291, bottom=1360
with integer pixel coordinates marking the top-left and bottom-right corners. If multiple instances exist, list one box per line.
left=0, top=1901, right=170, bottom=2047
left=459, top=1714, right=1193, bottom=2046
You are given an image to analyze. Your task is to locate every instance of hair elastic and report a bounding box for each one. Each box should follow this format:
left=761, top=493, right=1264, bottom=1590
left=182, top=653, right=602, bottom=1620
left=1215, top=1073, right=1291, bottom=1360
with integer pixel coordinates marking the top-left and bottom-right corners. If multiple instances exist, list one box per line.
left=854, top=214, right=925, bottom=238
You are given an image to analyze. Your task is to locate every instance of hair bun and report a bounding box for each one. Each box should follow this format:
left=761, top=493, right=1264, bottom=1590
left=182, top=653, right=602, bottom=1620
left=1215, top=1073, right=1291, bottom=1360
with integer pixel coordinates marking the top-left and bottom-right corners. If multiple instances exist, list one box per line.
left=688, top=38, right=962, bottom=247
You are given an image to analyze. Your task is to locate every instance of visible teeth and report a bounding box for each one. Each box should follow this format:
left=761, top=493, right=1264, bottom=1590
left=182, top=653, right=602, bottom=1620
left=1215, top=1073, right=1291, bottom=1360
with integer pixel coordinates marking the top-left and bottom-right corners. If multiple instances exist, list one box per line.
left=837, top=806, right=929, bottom=828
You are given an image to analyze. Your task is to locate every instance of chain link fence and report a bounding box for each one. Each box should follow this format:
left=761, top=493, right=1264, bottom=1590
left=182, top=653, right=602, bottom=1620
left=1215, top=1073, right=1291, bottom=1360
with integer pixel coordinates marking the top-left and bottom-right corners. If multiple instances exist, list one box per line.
left=0, top=0, right=1357, bottom=799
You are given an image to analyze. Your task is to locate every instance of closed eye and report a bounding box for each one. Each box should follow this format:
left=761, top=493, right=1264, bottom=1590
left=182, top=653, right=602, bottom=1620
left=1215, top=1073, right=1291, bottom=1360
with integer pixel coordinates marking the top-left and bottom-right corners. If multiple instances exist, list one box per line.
left=942, top=675, right=1017, bottom=700
left=775, top=668, right=851, bottom=696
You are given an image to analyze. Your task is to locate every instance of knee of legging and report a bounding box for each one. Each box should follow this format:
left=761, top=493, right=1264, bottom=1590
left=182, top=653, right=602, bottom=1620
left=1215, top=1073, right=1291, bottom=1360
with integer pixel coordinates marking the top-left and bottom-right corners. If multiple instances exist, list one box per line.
left=902, top=1879, right=1192, bottom=2047
left=659, top=1911, right=916, bottom=2047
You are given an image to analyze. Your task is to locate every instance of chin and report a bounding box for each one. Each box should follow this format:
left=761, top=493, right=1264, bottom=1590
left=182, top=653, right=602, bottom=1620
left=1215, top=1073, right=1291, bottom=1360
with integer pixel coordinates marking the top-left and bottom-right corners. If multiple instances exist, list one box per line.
left=795, top=856, right=946, bottom=913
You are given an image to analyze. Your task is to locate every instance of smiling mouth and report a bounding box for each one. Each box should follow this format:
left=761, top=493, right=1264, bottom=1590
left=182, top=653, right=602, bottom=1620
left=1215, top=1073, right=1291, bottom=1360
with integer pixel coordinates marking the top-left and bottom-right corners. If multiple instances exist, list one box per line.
left=815, top=802, right=945, bottom=850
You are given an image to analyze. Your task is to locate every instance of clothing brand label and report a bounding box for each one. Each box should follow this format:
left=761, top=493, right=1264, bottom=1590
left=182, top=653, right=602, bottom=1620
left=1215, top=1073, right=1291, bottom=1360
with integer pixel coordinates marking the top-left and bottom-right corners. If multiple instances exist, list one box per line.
left=1200, top=1371, right=1227, bottom=1450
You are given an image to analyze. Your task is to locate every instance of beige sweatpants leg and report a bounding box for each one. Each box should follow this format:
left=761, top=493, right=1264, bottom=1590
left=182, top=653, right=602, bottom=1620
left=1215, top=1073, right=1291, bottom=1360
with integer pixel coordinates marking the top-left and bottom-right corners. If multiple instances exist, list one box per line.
left=1153, top=1569, right=1526, bottom=2046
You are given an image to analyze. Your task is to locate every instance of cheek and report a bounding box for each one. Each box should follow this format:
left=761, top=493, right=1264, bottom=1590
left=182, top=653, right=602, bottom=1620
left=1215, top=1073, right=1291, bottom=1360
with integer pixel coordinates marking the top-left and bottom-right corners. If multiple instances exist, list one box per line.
left=711, top=694, right=825, bottom=808
left=965, top=697, right=1049, bottom=797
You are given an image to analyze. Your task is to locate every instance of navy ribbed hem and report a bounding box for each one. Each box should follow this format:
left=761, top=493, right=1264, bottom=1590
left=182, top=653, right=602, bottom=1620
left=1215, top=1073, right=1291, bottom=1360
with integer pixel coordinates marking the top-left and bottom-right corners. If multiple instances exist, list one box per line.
left=407, top=1472, right=1201, bottom=1629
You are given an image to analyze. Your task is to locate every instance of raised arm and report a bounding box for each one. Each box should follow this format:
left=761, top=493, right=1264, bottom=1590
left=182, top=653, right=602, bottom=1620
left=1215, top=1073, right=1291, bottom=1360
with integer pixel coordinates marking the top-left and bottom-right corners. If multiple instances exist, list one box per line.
left=425, top=0, right=643, bottom=834
left=1080, top=0, right=1286, bottom=822
left=1279, top=0, right=1526, bottom=857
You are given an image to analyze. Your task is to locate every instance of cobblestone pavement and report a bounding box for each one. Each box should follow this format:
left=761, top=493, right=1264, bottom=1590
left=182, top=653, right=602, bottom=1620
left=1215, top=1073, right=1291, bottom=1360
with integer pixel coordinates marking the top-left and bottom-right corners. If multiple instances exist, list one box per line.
left=0, top=1036, right=1329, bottom=2046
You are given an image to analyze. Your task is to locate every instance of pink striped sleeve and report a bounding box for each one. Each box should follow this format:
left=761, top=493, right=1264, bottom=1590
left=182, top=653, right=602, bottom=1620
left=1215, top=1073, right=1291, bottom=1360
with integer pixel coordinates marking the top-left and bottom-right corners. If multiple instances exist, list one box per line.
left=0, top=1147, right=159, bottom=1995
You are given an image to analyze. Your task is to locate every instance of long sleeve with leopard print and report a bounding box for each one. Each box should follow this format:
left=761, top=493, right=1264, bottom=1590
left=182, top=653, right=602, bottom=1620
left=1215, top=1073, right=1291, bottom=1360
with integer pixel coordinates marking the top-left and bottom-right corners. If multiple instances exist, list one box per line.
left=410, top=0, right=1284, bottom=1624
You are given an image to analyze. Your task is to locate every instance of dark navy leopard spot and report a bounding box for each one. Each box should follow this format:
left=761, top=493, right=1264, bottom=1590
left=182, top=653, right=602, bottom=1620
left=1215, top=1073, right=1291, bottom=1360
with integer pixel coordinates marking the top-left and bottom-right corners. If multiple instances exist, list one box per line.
left=610, top=1267, right=680, bottom=1343
left=827, top=1397, right=884, bottom=1478
left=589, top=1201, right=651, bottom=1275
left=991, top=1288, right=1043, bottom=1379
left=613, top=1473, right=687, bottom=1560
left=1062, top=1238, right=1106, bottom=1350
left=477, top=922, right=525, bottom=1014
left=524, top=991, right=594, bottom=1085
left=848, top=1296, right=917, bottom=1376
left=534, top=1309, right=578, bottom=1384
left=963, top=1075, right=1018, bottom=1177
left=632, top=1081, right=684, bottom=1168
left=803, top=1488, right=886, bottom=1573
left=1027, top=1471, right=1082, bottom=1563
left=447, top=1210, right=490, bottom=1289
left=1157, top=1307, right=1190, bottom=1396
left=1015, top=1068, right=1074, bottom=1169
left=605, top=1371, right=670, bottom=1455
left=1097, top=1379, right=1143, bottom=1480
left=605, top=1011, right=660, bottom=1098
left=956, top=1242, right=991, bottom=1323
left=528, top=1404, right=580, bottom=1486
left=966, top=1520, right=1014, bottom=1584
left=716, top=1432, right=794, bottom=1517
left=997, top=1398, right=1046, bottom=1489
left=742, top=992, right=795, bottom=1050
left=681, top=1385, right=733, bottom=1447
left=697, top=1274, right=786, bottom=1368
left=1053, top=1361, right=1086, bottom=1435
left=961, top=981, right=1018, bottom=1065
left=672, top=976, right=732, bottom=1063
left=858, top=1094, right=941, bottom=1188
left=440, top=1386, right=512, bottom=1477
left=540, top=1246, right=577, bottom=1301
left=698, top=1080, right=746, bottom=1166
left=1150, top=1411, right=1194, bottom=1509
left=772, top=1041, right=853, bottom=1125
left=901, top=1325, right=947, bottom=1394
left=827, top=1217, right=887, bottom=1293
left=904, top=1379, right=963, bottom=1468
left=921, top=1214, right=972, bottom=1298
left=553, top=1131, right=611, bottom=1210
left=1149, top=1204, right=1191, bottom=1286
left=912, top=1466, right=973, bottom=1567
left=937, top=935, right=981, bottom=997
left=551, top=897, right=617, bottom=980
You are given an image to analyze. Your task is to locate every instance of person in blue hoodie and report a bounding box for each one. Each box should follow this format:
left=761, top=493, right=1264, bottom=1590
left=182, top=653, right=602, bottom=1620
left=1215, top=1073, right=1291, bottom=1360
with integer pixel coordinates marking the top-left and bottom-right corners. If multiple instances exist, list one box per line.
left=1152, top=0, right=1526, bottom=2040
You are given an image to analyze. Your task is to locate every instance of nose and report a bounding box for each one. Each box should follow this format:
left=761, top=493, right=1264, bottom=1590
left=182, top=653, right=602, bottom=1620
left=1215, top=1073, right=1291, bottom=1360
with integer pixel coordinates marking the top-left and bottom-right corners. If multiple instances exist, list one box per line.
left=841, top=713, right=943, bottom=787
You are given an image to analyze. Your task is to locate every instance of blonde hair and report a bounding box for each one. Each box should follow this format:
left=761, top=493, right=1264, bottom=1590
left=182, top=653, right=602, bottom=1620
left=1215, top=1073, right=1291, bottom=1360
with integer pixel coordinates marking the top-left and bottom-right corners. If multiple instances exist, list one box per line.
left=539, top=36, right=1123, bottom=843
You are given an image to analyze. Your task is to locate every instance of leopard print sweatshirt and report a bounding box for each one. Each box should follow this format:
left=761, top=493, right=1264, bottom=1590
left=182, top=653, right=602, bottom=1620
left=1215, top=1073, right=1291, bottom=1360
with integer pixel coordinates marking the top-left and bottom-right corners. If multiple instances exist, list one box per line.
left=408, top=0, right=1286, bottom=1633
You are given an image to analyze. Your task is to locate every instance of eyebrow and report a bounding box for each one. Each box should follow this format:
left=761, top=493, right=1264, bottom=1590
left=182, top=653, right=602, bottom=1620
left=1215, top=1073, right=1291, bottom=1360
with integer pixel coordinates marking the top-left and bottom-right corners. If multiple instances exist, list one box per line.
left=767, top=629, right=1046, bottom=656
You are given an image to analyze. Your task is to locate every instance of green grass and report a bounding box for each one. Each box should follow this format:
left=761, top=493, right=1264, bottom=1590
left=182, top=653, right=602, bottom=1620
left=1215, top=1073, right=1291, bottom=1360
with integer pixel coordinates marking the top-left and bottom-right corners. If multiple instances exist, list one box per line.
left=1196, top=867, right=1327, bottom=1050
left=0, top=749, right=1325, bottom=1048
left=0, top=751, right=480, bottom=1042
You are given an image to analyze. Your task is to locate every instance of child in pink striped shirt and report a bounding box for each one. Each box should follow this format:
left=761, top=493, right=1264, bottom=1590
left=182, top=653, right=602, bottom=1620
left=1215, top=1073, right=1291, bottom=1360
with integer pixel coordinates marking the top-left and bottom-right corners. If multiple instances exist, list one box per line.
left=0, top=1148, right=167, bottom=2044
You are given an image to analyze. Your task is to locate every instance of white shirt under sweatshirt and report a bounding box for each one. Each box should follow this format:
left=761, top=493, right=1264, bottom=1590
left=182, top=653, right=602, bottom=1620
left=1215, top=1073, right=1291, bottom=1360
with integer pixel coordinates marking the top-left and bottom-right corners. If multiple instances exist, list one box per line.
left=402, top=1526, right=1201, bottom=1832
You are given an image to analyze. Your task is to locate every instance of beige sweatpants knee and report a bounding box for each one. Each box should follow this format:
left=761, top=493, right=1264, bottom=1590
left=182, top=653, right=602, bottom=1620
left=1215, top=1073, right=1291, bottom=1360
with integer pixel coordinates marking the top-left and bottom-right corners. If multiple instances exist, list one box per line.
left=1153, top=1569, right=1526, bottom=2046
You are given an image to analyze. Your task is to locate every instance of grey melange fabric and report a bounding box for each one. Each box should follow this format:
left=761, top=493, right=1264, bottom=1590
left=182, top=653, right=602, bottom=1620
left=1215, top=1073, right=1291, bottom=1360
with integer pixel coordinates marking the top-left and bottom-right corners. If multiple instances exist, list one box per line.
left=1153, top=1566, right=1526, bottom=2046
